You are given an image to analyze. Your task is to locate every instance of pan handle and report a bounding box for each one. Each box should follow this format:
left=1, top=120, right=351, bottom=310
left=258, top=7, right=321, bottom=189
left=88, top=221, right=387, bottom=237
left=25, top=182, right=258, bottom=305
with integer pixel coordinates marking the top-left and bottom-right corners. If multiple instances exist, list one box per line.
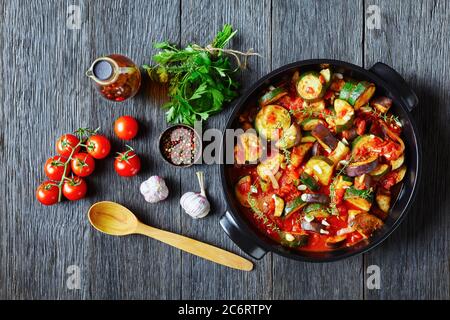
left=220, top=211, right=267, bottom=260
left=369, top=62, right=419, bottom=112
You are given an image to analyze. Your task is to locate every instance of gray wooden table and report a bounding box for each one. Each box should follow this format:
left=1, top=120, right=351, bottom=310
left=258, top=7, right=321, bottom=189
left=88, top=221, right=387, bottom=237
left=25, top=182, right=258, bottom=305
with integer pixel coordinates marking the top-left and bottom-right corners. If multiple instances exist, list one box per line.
left=1, top=0, right=449, bottom=300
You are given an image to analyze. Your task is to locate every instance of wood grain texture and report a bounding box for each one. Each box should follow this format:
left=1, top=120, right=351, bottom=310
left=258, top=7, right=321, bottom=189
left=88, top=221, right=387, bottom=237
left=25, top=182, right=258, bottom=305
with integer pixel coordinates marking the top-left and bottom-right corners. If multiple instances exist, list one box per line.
left=363, top=0, right=450, bottom=300
left=0, top=0, right=182, bottom=299
left=271, top=0, right=365, bottom=300
left=180, top=0, right=273, bottom=300
left=0, top=0, right=449, bottom=300
left=84, top=0, right=182, bottom=300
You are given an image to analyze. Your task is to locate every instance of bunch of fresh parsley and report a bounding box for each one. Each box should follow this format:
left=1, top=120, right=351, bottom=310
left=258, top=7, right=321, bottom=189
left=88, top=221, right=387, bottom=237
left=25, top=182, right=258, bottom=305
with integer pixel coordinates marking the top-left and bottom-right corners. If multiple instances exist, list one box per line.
left=143, top=24, right=245, bottom=125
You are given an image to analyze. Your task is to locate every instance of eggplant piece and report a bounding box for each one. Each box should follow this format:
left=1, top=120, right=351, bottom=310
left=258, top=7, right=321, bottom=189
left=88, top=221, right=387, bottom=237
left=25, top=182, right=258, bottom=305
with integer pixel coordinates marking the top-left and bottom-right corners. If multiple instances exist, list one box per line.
left=289, top=143, right=313, bottom=168
left=300, top=193, right=330, bottom=204
left=311, top=141, right=320, bottom=156
left=345, top=155, right=378, bottom=177
left=351, top=213, right=383, bottom=236
left=376, top=188, right=391, bottom=213
left=301, top=220, right=322, bottom=233
left=371, top=96, right=393, bottom=114
left=312, top=123, right=339, bottom=152
left=325, top=235, right=347, bottom=249
left=342, top=128, right=358, bottom=141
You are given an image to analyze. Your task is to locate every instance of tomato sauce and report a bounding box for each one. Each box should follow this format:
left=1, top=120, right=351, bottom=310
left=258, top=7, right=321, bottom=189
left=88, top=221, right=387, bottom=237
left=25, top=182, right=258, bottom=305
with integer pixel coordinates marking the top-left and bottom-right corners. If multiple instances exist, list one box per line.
left=228, top=69, right=407, bottom=252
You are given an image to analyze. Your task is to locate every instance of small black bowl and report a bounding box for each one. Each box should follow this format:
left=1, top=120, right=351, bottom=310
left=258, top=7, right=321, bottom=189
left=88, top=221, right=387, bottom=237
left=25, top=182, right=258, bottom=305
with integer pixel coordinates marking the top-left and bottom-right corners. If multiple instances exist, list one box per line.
left=158, top=124, right=202, bottom=168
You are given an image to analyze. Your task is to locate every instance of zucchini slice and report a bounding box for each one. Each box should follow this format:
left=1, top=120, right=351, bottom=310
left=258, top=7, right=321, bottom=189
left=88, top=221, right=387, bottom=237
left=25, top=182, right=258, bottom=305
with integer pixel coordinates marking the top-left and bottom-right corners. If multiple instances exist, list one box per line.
left=300, top=135, right=317, bottom=143
left=257, top=153, right=284, bottom=182
left=344, top=186, right=373, bottom=211
left=394, top=165, right=407, bottom=184
left=309, top=99, right=326, bottom=113
left=348, top=81, right=376, bottom=110
left=351, top=134, right=382, bottom=160
left=275, top=123, right=302, bottom=149
left=234, top=132, right=262, bottom=164
left=300, top=172, right=320, bottom=191
left=390, top=154, right=404, bottom=170
left=370, top=163, right=390, bottom=177
left=303, top=203, right=330, bottom=218
left=280, top=232, right=309, bottom=248
left=272, top=194, right=285, bottom=217
left=284, top=196, right=306, bottom=217
left=296, top=71, right=326, bottom=101
left=334, top=99, right=355, bottom=133
left=305, top=156, right=335, bottom=185
left=328, top=141, right=350, bottom=163
left=301, top=118, right=326, bottom=131
left=259, top=87, right=288, bottom=107
left=339, top=81, right=357, bottom=101
left=254, top=105, right=291, bottom=141
left=234, top=175, right=252, bottom=208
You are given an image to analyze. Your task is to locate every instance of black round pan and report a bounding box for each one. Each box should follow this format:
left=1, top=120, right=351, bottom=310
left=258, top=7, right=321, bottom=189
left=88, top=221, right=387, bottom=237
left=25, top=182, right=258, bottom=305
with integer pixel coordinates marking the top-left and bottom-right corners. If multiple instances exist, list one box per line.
left=219, top=59, right=421, bottom=262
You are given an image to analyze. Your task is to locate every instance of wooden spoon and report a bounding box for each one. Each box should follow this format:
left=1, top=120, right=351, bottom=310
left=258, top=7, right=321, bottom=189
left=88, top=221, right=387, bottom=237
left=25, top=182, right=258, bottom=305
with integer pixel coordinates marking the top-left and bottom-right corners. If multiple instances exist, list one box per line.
left=88, top=201, right=253, bottom=271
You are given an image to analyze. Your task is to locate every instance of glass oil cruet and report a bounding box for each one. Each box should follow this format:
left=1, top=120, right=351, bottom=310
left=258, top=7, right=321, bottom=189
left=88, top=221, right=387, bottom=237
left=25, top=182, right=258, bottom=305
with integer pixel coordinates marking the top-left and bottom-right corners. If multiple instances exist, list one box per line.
left=86, top=54, right=141, bottom=102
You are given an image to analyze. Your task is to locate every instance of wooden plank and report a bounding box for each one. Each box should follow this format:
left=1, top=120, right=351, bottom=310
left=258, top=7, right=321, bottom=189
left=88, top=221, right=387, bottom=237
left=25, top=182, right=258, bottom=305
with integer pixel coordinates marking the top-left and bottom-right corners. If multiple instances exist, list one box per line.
left=85, top=0, right=182, bottom=299
left=1, top=0, right=93, bottom=299
left=0, top=0, right=6, bottom=300
left=179, top=0, right=273, bottom=299
left=0, top=0, right=182, bottom=299
left=363, top=0, right=450, bottom=300
left=271, top=0, right=365, bottom=300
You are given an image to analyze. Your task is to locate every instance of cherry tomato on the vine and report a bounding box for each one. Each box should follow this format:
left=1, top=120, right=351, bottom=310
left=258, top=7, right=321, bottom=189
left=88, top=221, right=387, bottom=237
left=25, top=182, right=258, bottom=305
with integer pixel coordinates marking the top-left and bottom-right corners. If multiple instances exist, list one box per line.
left=114, top=116, right=138, bottom=140
left=56, top=134, right=80, bottom=157
left=36, top=181, right=59, bottom=206
left=86, top=134, right=111, bottom=159
left=71, top=153, right=95, bottom=177
left=63, top=176, right=87, bottom=201
left=44, top=155, right=69, bottom=181
left=114, top=146, right=141, bottom=177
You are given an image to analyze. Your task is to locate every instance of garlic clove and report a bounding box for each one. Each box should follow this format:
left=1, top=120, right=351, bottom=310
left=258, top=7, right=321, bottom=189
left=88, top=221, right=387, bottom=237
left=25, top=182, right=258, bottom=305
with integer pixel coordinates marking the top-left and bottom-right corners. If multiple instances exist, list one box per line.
left=180, top=191, right=210, bottom=219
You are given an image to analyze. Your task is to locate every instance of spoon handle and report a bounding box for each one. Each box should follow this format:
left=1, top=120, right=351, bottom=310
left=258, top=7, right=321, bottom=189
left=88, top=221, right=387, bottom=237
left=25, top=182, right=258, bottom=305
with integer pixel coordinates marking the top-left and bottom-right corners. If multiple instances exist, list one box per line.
left=135, top=223, right=253, bottom=271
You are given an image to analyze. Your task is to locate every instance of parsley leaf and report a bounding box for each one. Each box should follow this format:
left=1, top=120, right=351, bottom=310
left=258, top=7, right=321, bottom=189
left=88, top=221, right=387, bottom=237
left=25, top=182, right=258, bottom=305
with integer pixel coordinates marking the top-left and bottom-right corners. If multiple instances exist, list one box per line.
left=143, top=24, right=257, bottom=125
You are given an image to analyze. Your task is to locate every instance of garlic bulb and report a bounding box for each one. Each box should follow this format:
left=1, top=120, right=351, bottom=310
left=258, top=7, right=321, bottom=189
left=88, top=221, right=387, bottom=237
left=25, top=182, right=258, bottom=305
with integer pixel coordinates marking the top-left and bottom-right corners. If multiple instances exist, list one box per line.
left=140, top=176, right=169, bottom=203
left=180, top=171, right=210, bottom=219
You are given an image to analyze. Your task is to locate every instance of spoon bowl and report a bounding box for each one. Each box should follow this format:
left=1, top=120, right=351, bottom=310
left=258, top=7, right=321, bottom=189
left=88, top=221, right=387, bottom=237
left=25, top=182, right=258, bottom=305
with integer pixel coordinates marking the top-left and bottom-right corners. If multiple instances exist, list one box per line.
left=88, top=201, right=139, bottom=236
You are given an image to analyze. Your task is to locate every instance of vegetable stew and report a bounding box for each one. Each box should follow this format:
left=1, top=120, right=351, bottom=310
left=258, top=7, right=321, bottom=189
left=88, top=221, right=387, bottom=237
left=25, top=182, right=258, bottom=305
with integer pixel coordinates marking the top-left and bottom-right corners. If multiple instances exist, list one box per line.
left=228, top=66, right=407, bottom=251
